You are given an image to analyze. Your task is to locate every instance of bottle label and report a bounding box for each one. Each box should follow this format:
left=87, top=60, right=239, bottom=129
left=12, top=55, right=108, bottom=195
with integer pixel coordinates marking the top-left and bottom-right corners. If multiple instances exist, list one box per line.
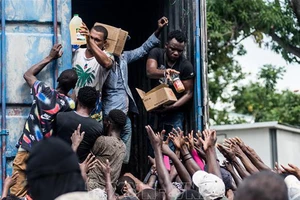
left=76, top=28, right=85, bottom=41
left=173, top=79, right=185, bottom=93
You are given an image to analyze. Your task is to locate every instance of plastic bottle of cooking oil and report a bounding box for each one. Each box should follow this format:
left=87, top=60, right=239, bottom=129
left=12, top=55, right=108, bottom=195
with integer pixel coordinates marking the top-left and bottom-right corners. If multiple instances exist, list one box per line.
left=69, top=14, right=86, bottom=46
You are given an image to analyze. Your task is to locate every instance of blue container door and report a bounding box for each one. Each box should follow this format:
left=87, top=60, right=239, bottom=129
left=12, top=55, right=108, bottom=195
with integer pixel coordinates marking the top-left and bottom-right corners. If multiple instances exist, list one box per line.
left=0, top=0, right=72, bottom=193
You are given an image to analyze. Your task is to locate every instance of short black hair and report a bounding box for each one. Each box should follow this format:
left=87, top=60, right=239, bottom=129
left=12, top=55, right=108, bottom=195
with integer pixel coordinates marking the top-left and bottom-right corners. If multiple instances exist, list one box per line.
left=92, top=25, right=108, bottom=40
left=77, top=86, right=98, bottom=109
left=167, top=30, right=187, bottom=43
left=235, top=170, right=288, bottom=200
left=57, top=69, right=78, bottom=92
left=2, top=195, right=22, bottom=200
left=108, top=109, right=127, bottom=129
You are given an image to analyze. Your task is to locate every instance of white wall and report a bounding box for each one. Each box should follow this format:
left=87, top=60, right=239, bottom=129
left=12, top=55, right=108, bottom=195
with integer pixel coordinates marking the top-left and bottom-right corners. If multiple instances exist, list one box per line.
left=277, top=130, right=300, bottom=167
left=216, top=128, right=273, bottom=167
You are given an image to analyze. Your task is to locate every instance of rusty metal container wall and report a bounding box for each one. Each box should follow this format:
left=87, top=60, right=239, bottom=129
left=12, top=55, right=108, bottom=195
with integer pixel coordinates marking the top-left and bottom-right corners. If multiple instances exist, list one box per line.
left=164, top=0, right=196, bottom=131
left=0, top=0, right=72, bottom=181
left=129, top=0, right=197, bottom=178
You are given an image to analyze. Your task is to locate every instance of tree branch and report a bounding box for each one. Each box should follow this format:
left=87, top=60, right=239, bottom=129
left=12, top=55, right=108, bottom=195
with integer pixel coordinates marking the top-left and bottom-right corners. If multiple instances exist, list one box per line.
left=269, top=31, right=300, bottom=58
left=290, top=0, right=300, bottom=26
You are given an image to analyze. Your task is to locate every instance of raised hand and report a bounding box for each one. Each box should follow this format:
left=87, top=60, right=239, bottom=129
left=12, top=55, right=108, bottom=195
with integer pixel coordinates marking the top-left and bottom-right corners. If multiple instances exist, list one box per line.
left=145, top=125, right=164, bottom=150
left=199, top=129, right=217, bottom=151
left=147, top=155, right=157, bottom=175
left=157, top=16, right=168, bottom=29
left=230, top=142, right=244, bottom=158
left=79, top=22, right=90, bottom=37
left=168, top=128, right=186, bottom=149
left=71, top=124, right=85, bottom=152
left=4, top=172, right=19, bottom=189
left=49, top=43, right=63, bottom=59
left=97, top=159, right=111, bottom=175
left=162, top=136, right=173, bottom=155
left=273, top=162, right=284, bottom=174
left=148, top=155, right=156, bottom=166
left=122, top=180, right=137, bottom=197
left=223, top=160, right=234, bottom=173
left=80, top=153, right=96, bottom=174
left=217, top=143, right=236, bottom=161
left=186, top=131, right=195, bottom=151
left=281, top=163, right=300, bottom=179
left=165, top=68, right=180, bottom=82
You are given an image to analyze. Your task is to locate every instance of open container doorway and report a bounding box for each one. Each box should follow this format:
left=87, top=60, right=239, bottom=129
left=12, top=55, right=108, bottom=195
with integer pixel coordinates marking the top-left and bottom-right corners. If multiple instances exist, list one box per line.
left=71, top=0, right=197, bottom=178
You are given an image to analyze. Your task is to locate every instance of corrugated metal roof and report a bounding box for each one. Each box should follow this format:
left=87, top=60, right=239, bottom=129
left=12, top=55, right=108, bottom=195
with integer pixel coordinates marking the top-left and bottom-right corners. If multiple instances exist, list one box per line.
left=211, top=121, right=300, bottom=134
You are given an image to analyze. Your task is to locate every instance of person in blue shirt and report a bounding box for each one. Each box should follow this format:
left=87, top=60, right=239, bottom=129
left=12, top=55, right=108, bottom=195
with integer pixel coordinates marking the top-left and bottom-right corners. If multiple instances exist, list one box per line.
left=101, top=16, right=169, bottom=164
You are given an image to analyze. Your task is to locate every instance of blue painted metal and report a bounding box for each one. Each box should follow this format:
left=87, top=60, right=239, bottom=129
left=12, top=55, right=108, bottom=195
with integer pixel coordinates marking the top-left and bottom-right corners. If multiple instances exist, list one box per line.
left=194, top=0, right=203, bottom=132
left=52, top=0, right=58, bottom=89
left=1, top=0, right=7, bottom=193
left=0, top=0, right=72, bottom=192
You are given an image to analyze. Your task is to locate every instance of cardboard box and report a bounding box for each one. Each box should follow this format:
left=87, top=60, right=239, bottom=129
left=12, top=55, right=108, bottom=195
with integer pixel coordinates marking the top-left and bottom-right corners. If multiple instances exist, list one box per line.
left=136, top=84, right=177, bottom=111
left=94, top=22, right=128, bottom=56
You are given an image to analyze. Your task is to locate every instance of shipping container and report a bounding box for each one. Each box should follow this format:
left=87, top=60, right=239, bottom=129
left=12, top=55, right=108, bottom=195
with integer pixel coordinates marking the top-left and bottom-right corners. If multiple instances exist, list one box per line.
left=0, top=0, right=207, bottom=193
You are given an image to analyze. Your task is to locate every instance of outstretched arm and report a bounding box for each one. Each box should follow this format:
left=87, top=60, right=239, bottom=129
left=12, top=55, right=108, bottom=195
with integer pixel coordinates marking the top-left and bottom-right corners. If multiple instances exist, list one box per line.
left=70, top=124, right=85, bottom=152
left=124, top=16, right=168, bottom=64
left=199, top=129, right=222, bottom=179
left=145, top=125, right=180, bottom=200
left=162, top=138, right=192, bottom=190
left=1, top=172, right=19, bottom=199
left=226, top=139, right=259, bottom=174
left=97, top=159, right=117, bottom=200
left=154, top=16, right=168, bottom=38
left=169, top=129, right=201, bottom=176
left=223, top=160, right=242, bottom=187
left=23, top=44, right=62, bottom=87
left=235, top=137, right=270, bottom=171
left=217, top=144, right=250, bottom=179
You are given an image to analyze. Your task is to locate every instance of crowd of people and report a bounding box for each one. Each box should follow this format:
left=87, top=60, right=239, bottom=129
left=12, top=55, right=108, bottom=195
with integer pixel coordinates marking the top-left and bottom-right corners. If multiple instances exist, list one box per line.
left=1, top=15, right=300, bottom=200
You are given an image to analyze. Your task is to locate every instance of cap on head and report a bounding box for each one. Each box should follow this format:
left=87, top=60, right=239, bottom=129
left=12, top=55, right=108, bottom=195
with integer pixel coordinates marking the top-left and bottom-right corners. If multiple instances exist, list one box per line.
left=284, top=175, right=300, bottom=200
left=192, top=170, right=225, bottom=200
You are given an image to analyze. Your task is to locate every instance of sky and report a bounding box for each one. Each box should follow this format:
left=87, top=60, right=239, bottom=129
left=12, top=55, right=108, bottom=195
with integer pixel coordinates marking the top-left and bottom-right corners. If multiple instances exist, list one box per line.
left=235, top=36, right=300, bottom=91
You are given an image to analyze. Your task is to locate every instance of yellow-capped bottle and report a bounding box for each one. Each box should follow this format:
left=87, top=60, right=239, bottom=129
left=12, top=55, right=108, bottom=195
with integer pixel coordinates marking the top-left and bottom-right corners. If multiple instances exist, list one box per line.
left=69, top=14, right=86, bottom=45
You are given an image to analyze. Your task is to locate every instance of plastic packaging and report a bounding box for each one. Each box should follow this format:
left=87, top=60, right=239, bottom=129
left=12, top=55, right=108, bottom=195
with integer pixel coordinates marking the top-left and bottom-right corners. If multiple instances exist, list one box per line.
left=172, top=74, right=185, bottom=93
left=69, top=14, right=86, bottom=45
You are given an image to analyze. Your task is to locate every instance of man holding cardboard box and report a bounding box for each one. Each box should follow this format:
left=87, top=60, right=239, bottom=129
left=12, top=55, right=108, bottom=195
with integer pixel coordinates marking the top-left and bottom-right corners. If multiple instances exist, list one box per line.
left=146, top=30, right=195, bottom=140
left=101, top=16, right=169, bottom=164
left=72, top=23, right=114, bottom=122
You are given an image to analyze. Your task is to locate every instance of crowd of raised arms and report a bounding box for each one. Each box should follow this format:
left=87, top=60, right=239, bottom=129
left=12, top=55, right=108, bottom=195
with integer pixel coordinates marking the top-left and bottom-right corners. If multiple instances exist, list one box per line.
left=1, top=16, right=299, bottom=200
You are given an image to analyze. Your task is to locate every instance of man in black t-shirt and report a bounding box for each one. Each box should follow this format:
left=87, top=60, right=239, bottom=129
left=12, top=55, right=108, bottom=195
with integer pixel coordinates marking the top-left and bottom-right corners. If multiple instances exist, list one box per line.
left=146, top=30, right=195, bottom=137
left=54, top=86, right=103, bottom=163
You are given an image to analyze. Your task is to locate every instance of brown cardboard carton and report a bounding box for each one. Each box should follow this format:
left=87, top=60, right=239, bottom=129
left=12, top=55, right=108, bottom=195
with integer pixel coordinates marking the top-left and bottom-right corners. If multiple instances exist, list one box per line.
left=136, top=84, right=177, bottom=111
left=94, top=22, right=128, bottom=56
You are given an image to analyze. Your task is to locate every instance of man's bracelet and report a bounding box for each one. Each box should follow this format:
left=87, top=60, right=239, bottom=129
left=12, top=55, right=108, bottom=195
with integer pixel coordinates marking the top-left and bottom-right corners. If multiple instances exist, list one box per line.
left=163, top=69, right=166, bottom=78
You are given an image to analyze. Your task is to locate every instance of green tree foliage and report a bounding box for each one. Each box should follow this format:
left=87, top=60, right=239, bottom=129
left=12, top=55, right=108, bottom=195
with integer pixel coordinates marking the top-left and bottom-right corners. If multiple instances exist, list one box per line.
left=232, top=65, right=300, bottom=126
left=207, top=0, right=300, bottom=124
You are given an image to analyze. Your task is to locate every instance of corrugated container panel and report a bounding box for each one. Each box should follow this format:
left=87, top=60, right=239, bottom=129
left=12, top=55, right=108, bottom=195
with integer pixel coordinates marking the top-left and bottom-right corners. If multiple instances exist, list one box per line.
left=164, top=0, right=196, bottom=131
left=129, top=0, right=197, bottom=178
left=0, top=0, right=72, bottom=190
